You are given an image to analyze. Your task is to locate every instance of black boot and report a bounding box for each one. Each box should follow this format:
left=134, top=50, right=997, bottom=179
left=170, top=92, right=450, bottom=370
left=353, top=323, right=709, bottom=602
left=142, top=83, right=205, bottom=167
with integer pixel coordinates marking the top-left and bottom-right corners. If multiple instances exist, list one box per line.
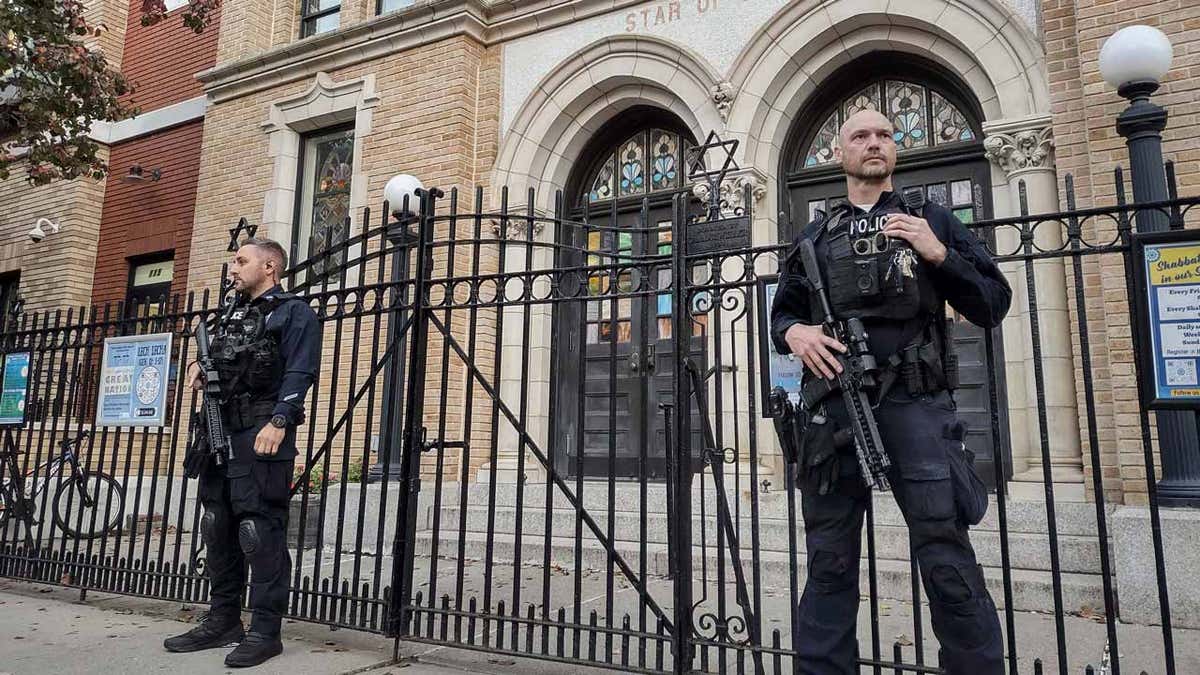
left=163, top=614, right=244, bottom=652
left=224, top=631, right=283, bottom=668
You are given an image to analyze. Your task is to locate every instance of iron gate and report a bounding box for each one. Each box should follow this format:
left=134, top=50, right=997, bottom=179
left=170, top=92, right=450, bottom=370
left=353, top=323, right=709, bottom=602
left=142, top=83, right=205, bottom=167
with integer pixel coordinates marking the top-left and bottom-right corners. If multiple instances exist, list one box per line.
left=0, top=166, right=1197, bottom=674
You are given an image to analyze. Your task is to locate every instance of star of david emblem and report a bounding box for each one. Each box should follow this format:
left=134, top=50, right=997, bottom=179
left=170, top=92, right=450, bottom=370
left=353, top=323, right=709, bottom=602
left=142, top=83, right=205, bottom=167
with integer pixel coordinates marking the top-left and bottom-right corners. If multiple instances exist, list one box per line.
left=685, top=130, right=740, bottom=184
left=227, top=217, right=258, bottom=252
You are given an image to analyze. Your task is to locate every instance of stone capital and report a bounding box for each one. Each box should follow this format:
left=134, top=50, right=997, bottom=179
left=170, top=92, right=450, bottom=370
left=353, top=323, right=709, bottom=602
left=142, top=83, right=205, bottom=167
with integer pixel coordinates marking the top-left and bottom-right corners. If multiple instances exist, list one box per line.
left=691, top=167, right=767, bottom=217
left=982, top=114, right=1055, bottom=177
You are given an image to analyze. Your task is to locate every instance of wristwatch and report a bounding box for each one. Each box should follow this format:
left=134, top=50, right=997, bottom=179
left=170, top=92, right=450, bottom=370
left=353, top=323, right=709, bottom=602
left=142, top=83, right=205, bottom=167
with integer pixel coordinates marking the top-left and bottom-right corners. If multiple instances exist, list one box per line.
left=269, top=414, right=289, bottom=429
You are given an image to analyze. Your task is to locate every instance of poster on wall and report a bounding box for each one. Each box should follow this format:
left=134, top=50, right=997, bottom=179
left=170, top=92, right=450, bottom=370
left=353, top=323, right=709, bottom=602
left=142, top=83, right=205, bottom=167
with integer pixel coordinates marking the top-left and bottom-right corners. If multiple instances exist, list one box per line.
left=0, top=351, right=31, bottom=427
left=756, top=276, right=805, bottom=417
left=95, top=333, right=172, bottom=427
left=1134, top=230, right=1200, bottom=410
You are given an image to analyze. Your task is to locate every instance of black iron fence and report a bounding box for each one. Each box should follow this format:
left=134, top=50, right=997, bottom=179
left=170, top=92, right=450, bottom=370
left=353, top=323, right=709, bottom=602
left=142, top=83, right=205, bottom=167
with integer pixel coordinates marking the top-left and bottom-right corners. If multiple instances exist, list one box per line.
left=0, top=168, right=1197, bottom=674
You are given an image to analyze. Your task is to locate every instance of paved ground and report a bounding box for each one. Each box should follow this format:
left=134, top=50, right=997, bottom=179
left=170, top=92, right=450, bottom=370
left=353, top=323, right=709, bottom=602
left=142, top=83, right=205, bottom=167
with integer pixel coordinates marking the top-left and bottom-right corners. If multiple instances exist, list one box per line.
left=0, top=580, right=627, bottom=675
left=2, top=573, right=1197, bottom=674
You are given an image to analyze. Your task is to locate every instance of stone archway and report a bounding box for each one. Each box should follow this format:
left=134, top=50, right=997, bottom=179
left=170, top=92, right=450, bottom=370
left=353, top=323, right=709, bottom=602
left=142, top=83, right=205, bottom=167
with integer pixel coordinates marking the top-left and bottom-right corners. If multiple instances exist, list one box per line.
left=720, top=0, right=1084, bottom=496
left=484, top=35, right=730, bottom=484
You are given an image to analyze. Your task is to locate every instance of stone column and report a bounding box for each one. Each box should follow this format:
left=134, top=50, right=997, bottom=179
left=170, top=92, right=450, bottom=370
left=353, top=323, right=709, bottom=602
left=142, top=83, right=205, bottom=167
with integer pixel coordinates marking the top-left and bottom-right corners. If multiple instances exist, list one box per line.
left=983, top=115, right=1085, bottom=500
left=694, top=167, right=777, bottom=493
left=477, top=216, right=552, bottom=485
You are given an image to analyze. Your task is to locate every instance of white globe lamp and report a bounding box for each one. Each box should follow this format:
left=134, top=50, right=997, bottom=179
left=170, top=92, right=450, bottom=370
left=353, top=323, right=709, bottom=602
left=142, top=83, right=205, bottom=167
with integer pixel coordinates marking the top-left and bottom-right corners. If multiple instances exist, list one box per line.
left=383, top=174, right=424, bottom=218
left=1099, top=25, right=1173, bottom=91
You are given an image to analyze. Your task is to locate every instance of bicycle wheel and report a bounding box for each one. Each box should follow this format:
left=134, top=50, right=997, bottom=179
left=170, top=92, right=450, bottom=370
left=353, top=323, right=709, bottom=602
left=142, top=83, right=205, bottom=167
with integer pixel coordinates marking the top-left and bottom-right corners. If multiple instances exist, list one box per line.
left=53, top=471, right=125, bottom=539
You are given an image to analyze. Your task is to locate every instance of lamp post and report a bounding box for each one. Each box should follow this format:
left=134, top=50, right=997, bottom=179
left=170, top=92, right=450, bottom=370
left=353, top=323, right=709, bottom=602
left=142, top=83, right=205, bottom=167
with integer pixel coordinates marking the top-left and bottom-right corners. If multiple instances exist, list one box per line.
left=368, top=174, right=423, bottom=483
left=1101, top=26, right=1200, bottom=506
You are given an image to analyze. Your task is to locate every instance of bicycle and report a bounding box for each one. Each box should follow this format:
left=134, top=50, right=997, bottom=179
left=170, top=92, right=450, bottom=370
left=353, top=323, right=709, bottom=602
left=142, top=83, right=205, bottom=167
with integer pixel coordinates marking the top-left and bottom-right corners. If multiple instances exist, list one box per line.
left=0, top=429, right=125, bottom=541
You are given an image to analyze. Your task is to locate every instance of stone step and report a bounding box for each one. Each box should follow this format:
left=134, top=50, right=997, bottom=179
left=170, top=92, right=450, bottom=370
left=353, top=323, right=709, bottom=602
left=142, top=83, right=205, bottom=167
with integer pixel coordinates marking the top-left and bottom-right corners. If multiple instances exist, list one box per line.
left=413, top=531, right=1103, bottom=615
left=412, top=481, right=1103, bottom=536
left=426, top=505, right=1103, bottom=575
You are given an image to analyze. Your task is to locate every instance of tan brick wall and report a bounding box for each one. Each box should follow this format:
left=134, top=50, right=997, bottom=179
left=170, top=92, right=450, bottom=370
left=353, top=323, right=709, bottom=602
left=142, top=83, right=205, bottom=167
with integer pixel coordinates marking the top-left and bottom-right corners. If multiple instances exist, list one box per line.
left=0, top=160, right=107, bottom=313
left=85, top=0, right=130, bottom=69
left=1048, top=0, right=1200, bottom=504
left=191, top=35, right=504, bottom=482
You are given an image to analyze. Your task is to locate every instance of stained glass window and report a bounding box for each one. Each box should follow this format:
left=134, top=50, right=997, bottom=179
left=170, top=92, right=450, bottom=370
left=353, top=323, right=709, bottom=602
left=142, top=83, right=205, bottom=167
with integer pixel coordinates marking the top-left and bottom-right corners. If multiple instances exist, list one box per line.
left=650, top=130, right=679, bottom=190
left=580, top=129, right=686, bottom=205
left=802, top=81, right=977, bottom=168
left=804, top=112, right=839, bottom=168
left=589, top=160, right=615, bottom=202
left=887, top=81, right=928, bottom=149
left=618, top=135, right=645, bottom=197
left=931, top=91, right=976, bottom=145
left=297, top=127, right=354, bottom=278
left=842, top=84, right=881, bottom=120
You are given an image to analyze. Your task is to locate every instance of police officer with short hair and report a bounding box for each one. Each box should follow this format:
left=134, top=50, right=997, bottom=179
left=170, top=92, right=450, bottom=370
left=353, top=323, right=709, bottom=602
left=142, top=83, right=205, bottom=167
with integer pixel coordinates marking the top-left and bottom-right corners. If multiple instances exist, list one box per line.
left=164, top=237, right=320, bottom=668
left=771, top=110, right=1010, bottom=674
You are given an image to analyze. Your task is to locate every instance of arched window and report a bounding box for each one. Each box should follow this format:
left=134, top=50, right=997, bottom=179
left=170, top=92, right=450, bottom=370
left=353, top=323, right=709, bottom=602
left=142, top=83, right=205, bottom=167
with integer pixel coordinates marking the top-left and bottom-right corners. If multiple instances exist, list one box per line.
left=801, top=80, right=977, bottom=168
left=581, top=128, right=689, bottom=204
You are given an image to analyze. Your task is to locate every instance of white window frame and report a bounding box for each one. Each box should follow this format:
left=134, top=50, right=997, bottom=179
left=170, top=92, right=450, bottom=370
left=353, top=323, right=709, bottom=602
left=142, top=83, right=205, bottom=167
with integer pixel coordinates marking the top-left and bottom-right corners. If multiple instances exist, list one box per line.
left=261, top=73, right=378, bottom=286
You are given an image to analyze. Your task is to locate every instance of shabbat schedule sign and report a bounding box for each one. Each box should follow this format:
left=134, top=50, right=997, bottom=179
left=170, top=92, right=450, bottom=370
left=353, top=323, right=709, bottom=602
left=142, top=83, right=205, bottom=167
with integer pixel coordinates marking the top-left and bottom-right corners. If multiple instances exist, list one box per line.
left=1136, top=231, right=1200, bottom=409
left=96, top=333, right=172, bottom=427
left=0, top=351, right=31, bottom=427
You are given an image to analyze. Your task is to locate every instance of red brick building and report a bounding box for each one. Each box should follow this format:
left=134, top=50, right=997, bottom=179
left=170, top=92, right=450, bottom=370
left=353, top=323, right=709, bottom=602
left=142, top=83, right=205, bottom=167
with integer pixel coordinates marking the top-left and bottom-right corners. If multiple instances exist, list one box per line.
left=88, top=0, right=222, bottom=313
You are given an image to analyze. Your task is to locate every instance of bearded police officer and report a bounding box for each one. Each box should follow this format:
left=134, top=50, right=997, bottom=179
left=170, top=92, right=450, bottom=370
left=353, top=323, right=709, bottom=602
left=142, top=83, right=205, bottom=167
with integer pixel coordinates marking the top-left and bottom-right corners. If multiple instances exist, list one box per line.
left=771, top=110, right=1010, bottom=674
left=164, top=238, right=320, bottom=667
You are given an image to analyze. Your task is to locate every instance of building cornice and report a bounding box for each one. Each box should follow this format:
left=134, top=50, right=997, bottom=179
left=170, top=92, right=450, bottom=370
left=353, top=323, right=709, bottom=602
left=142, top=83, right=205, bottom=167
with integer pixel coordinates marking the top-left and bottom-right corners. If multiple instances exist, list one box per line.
left=197, top=0, right=648, bottom=104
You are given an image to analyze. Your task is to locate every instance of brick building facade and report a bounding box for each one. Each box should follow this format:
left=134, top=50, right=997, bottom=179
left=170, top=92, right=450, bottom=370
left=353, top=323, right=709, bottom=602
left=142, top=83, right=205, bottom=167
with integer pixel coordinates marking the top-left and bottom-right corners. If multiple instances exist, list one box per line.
left=90, top=2, right=221, bottom=311
left=185, top=0, right=1200, bottom=506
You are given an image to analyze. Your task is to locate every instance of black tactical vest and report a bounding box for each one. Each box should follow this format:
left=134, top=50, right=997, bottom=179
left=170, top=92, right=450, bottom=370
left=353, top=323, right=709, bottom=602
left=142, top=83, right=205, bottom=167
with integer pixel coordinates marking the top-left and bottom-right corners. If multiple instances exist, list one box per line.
left=802, top=196, right=940, bottom=324
left=210, top=293, right=290, bottom=400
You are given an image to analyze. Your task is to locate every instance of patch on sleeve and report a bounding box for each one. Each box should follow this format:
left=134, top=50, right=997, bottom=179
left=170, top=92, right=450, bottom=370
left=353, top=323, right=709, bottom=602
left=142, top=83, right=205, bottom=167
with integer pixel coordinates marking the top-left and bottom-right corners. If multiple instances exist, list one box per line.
left=284, top=393, right=299, bottom=401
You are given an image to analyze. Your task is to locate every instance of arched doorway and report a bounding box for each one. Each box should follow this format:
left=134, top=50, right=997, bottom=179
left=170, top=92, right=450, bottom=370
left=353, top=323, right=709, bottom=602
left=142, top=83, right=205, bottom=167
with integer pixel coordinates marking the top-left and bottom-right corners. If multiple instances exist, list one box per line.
left=553, top=106, right=703, bottom=480
left=779, top=53, right=1011, bottom=488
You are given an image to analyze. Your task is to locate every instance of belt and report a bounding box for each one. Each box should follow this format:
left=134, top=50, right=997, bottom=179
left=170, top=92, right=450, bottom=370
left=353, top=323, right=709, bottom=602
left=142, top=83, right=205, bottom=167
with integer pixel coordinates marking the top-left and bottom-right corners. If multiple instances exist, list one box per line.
left=224, top=397, right=277, bottom=432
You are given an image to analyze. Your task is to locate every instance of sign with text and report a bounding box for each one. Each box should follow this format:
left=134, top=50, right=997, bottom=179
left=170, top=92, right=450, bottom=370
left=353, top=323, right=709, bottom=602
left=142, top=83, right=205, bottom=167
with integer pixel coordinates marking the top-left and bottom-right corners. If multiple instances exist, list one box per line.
left=687, top=216, right=751, bottom=256
left=1134, top=230, right=1200, bottom=409
left=96, top=333, right=172, bottom=427
left=756, top=277, right=805, bottom=416
left=0, top=351, right=31, bottom=427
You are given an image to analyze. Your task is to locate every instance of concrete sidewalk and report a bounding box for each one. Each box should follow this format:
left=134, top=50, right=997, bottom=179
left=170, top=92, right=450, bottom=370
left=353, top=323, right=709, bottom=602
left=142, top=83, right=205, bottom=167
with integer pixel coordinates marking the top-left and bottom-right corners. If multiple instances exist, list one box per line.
left=0, top=580, right=622, bottom=675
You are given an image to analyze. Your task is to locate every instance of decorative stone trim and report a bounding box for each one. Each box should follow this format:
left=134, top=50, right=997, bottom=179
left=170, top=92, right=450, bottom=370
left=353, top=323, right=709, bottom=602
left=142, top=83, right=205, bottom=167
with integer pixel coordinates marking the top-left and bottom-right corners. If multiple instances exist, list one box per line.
left=982, top=115, right=1056, bottom=176
left=691, top=168, right=767, bottom=218
left=197, top=0, right=653, bottom=104
left=712, top=81, right=735, bottom=125
left=260, top=72, right=379, bottom=262
left=89, top=96, right=208, bottom=145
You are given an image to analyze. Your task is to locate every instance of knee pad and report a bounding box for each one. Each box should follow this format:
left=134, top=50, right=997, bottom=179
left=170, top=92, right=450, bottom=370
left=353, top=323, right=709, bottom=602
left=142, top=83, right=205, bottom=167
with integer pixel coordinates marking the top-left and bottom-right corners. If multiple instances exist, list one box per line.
left=200, top=510, right=223, bottom=548
left=808, top=549, right=857, bottom=592
left=238, top=518, right=262, bottom=557
left=929, top=564, right=973, bottom=605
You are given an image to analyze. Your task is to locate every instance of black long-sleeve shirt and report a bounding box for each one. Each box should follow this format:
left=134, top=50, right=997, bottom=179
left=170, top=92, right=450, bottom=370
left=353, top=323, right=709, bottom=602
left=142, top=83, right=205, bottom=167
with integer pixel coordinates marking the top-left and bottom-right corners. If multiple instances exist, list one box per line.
left=253, top=285, right=321, bottom=424
left=770, top=191, right=1012, bottom=362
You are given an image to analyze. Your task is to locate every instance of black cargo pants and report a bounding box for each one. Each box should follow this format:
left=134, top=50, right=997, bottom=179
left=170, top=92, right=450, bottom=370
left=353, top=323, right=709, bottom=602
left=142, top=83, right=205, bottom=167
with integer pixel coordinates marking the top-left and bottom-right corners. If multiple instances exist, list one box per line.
left=197, top=423, right=295, bottom=638
left=794, top=389, right=1003, bottom=675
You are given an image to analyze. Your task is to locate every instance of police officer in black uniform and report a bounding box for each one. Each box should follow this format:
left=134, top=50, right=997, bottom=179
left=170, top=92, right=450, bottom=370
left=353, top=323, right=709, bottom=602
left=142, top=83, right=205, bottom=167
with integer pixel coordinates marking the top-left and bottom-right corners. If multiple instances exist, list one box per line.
left=164, top=237, right=320, bottom=668
left=771, top=110, right=1011, bottom=674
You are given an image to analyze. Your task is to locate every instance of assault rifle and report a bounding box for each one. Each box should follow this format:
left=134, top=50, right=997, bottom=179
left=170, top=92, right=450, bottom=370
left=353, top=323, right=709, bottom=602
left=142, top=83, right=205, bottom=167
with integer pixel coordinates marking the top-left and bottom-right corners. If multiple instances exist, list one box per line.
left=193, top=319, right=231, bottom=468
left=796, top=238, right=892, bottom=490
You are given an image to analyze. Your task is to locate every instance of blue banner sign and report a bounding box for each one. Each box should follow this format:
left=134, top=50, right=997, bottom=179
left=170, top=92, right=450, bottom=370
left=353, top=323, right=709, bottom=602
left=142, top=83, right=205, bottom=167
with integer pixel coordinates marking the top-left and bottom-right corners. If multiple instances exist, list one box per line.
left=96, top=333, right=173, bottom=427
left=0, top=351, right=31, bottom=427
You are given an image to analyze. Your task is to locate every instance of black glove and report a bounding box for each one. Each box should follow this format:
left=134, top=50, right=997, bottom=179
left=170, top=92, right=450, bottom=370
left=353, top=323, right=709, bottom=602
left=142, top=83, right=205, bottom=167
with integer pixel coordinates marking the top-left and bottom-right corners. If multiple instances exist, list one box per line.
left=183, top=418, right=211, bottom=480
left=797, top=411, right=840, bottom=495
